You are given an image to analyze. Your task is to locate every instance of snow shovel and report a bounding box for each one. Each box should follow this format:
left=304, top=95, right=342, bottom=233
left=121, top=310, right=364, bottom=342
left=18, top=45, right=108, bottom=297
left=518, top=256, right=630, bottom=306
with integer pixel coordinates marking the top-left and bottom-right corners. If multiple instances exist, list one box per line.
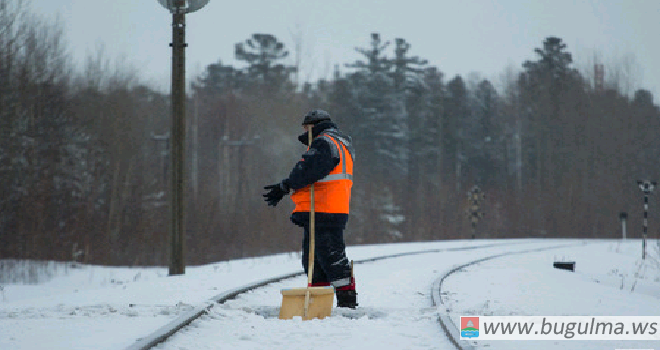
left=279, top=128, right=334, bottom=321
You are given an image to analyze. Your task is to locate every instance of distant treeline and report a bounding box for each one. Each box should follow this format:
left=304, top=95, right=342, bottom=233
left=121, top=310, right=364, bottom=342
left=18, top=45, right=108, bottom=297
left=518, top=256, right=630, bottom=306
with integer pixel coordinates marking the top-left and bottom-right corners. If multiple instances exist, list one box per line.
left=1, top=1, right=659, bottom=266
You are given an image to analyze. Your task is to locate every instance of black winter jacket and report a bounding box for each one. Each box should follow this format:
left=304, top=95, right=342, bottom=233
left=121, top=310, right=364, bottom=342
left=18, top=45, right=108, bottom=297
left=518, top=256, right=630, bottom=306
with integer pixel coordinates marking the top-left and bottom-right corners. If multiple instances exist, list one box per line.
left=282, top=121, right=353, bottom=228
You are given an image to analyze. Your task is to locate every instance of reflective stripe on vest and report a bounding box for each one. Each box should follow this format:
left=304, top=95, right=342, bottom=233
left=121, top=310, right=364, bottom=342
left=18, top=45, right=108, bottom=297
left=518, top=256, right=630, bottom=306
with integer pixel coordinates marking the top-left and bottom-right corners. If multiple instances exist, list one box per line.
left=317, top=173, right=353, bottom=182
left=291, top=132, right=353, bottom=214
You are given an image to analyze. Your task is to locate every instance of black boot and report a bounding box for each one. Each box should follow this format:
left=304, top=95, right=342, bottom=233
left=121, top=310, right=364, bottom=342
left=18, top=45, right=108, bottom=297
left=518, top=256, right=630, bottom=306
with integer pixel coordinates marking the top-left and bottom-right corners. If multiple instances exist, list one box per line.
left=336, top=289, right=358, bottom=309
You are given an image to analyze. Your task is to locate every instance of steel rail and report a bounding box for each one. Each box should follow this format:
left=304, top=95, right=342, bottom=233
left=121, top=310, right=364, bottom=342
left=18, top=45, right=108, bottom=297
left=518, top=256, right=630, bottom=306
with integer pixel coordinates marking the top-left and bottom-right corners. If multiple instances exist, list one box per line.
left=431, top=241, right=586, bottom=350
left=124, top=240, right=538, bottom=350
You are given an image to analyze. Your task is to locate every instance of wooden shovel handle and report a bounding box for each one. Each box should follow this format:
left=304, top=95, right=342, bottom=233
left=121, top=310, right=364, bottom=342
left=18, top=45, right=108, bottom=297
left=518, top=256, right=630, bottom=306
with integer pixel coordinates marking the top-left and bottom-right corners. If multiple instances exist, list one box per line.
left=305, top=128, right=315, bottom=317
left=308, top=183, right=315, bottom=286
left=307, top=128, right=315, bottom=286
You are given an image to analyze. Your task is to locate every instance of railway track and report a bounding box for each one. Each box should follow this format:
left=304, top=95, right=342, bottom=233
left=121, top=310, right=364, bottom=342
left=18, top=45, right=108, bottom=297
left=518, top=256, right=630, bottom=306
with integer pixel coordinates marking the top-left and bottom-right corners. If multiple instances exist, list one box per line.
left=124, top=240, right=584, bottom=350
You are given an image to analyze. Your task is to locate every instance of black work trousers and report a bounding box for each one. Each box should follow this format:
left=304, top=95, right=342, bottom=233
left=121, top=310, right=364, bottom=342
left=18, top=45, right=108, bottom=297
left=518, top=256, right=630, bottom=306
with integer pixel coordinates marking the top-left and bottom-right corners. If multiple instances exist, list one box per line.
left=301, top=225, right=352, bottom=286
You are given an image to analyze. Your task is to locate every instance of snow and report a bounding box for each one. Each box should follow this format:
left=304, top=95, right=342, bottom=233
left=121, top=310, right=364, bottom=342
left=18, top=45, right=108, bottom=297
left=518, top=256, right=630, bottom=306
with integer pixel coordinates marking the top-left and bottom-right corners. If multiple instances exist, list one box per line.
left=1, top=239, right=659, bottom=350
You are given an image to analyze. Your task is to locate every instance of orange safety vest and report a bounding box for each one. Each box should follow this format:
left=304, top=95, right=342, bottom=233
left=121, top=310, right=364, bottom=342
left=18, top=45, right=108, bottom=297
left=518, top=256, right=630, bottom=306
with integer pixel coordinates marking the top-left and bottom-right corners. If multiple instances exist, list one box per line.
left=291, top=132, right=354, bottom=214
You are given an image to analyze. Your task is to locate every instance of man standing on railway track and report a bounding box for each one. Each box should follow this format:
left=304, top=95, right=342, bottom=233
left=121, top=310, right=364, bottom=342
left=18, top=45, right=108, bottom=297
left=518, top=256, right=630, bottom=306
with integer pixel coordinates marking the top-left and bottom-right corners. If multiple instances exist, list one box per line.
left=263, top=109, right=358, bottom=309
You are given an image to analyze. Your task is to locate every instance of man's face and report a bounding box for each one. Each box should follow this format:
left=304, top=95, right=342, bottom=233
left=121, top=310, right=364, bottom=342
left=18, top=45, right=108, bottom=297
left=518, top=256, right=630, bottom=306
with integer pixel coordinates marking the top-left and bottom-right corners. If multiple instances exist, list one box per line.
left=302, top=124, right=313, bottom=133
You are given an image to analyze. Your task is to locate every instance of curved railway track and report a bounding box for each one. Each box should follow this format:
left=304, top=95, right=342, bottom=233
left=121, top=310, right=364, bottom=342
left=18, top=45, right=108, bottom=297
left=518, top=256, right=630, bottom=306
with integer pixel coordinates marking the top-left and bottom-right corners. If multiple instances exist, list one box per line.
left=125, top=240, right=584, bottom=350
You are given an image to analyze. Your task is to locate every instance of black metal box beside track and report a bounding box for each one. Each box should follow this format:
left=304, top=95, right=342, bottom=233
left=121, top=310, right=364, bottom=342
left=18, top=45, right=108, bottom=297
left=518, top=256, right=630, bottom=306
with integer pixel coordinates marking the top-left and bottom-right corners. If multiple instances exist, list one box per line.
left=553, top=261, right=575, bottom=272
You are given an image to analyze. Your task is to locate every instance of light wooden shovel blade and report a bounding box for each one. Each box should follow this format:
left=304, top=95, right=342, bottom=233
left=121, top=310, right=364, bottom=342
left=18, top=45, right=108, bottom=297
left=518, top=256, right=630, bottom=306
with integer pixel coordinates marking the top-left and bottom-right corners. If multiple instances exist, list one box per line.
left=279, top=286, right=334, bottom=320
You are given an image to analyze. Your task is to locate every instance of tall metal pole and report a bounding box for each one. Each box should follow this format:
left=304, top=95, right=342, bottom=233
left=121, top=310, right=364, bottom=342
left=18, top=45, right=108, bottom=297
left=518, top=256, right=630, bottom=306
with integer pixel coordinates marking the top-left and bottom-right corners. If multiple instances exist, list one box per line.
left=637, top=180, right=656, bottom=261
left=643, top=194, right=648, bottom=260
left=169, top=1, right=186, bottom=275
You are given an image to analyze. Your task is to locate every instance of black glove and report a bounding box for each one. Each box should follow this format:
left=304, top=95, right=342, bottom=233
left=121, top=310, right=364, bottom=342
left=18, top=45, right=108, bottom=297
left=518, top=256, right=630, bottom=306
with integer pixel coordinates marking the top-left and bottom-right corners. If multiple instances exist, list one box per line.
left=263, top=181, right=290, bottom=207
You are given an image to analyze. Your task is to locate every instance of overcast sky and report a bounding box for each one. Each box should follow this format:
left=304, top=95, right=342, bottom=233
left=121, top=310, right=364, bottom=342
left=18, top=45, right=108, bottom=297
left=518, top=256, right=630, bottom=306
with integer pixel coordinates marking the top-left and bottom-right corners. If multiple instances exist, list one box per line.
left=29, top=0, right=660, bottom=98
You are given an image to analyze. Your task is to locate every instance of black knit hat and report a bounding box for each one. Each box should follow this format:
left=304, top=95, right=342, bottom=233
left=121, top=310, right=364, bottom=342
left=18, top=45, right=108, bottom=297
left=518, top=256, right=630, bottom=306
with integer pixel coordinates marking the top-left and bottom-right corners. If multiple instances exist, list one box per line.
left=302, top=109, right=331, bottom=125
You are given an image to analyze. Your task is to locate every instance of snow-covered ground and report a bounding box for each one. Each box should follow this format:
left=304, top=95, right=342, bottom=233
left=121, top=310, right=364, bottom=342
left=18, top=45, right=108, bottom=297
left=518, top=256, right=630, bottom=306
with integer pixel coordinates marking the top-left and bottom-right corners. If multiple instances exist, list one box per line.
left=1, top=239, right=658, bottom=350
left=443, top=240, right=660, bottom=350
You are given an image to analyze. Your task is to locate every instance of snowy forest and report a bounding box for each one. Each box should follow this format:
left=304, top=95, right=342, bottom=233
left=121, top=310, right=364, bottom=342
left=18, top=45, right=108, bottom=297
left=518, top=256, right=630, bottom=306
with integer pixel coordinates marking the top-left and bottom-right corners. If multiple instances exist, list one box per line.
left=1, top=1, right=659, bottom=266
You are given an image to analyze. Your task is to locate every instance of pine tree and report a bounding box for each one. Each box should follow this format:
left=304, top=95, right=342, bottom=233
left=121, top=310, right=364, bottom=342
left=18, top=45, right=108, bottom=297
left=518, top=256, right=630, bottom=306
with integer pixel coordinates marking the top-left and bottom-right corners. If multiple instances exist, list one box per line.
left=393, top=38, right=429, bottom=238
left=346, top=33, right=392, bottom=75
left=519, top=37, right=580, bottom=193
left=444, top=75, right=469, bottom=189
left=468, top=79, right=501, bottom=187
left=343, top=33, right=408, bottom=241
left=391, top=38, right=428, bottom=92
left=234, top=33, right=296, bottom=93
left=420, top=67, right=445, bottom=177
left=193, top=60, right=247, bottom=96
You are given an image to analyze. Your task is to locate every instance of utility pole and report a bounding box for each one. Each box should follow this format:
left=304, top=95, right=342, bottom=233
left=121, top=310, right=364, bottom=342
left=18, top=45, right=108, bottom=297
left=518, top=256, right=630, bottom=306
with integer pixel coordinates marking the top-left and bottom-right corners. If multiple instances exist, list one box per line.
left=156, top=0, right=210, bottom=276
left=169, top=1, right=186, bottom=276
left=637, top=180, right=656, bottom=260
left=219, top=134, right=259, bottom=255
left=220, top=135, right=260, bottom=209
left=151, top=132, right=170, bottom=183
left=192, top=94, right=199, bottom=203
